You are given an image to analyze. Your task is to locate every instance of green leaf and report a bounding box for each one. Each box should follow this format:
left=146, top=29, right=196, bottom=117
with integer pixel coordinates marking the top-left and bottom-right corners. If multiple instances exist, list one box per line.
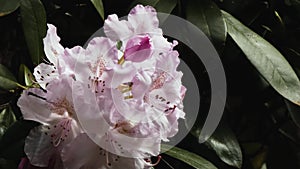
left=155, top=0, right=177, bottom=14
left=0, top=64, right=16, bottom=82
left=161, top=144, right=218, bottom=169
left=222, top=10, right=300, bottom=106
left=91, top=0, right=105, bottom=20
left=19, top=64, right=35, bottom=87
left=0, top=120, right=38, bottom=160
left=20, top=0, right=46, bottom=65
left=0, top=64, right=18, bottom=90
left=0, top=0, right=21, bottom=17
left=155, top=0, right=177, bottom=24
left=185, top=0, right=227, bottom=50
left=205, top=124, right=242, bottom=168
left=0, top=107, right=16, bottom=139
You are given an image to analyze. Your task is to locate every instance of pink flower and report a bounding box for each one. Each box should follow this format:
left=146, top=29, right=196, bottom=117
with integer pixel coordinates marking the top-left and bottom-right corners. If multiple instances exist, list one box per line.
left=104, top=5, right=177, bottom=65
left=17, top=77, right=82, bottom=167
left=33, top=24, right=83, bottom=88
left=123, top=35, right=153, bottom=63
left=18, top=4, right=186, bottom=169
left=61, top=133, right=160, bottom=169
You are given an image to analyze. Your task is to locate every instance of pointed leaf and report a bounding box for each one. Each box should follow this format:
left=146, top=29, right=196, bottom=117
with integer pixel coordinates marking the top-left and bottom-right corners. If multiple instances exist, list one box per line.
left=155, top=0, right=177, bottom=24
left=19, top=64, right=35, bottom=87
left=205, top=124, right=242, bottom=168
left=0, top=107, right=16, bottom=139
left=20, top=0, right=46, bottom=65
left=185, top=0, right=227, bottom=49
left=91, top=0, right=105, bottom=20
left=0, top=64, right=18, bottom=90
left=0, top=120, right=39, bottom=159
left=0, top=0, right=21, bottom=17
left=155, top=0, right=177, bottom=14
left=222, top=10, right=300, bottom=106
left=161, top=144, right=218, bottom=169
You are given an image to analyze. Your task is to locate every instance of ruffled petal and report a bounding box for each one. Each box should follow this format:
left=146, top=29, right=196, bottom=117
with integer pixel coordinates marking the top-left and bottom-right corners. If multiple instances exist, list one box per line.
left=131, top=70, right=152, bottom=100
left=72, top=81, right=110, bottom=135
left=104, top=14, right=133, bottom=41
left=128, top=5, right=162, bottom=36
left=33, top=63, right=58, bottom=89
left=17, top=88, right=61, bottom=125
left=155, top=50, right=180, bottom=78
left=62, top=133, right=152, bottom=169
left=108, top=63, right=137, bottom=88
left=96, top=129, right=161, bottom=158
left=85, top=37, right=117, bottom=67
left=61, top=133, right=101, bottom=169
left=45, top=76, right=73, bottom=106
left=61, top=46, right=84, bottom=76
left=43, top=24, right=64, bottom=65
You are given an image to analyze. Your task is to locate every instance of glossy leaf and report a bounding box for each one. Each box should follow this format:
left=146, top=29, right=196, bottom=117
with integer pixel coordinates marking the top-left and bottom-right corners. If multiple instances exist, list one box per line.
left=0, top=120, right=39, bottom=159
left=19, top=64, right=35, bottom=87
left=185, top=0, right=227, bottom=49
left=161, top=144, right=218, bottom=169
left=205, top=124, right=243, bottom=168
left=222, top=10, right=300, bottom=106
left=0, top=64, right=18, bottom=90
left=0, top=0, right=21, bottom=17
left=0, top=107, right=16, bottom=139
left=155, top=0, right=177, bottom=14
left=91, top=0, right=105, bottom=20
left=20, top=0, right=46, bottom=65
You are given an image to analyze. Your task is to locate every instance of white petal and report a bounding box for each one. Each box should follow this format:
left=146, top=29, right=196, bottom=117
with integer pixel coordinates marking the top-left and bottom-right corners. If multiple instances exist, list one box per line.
left=104, top=14, right=133, bottom=41
left=128, top=5, right=162, bottom=36
left=24, top=126, right=57, bottom=167
left=43, top=24, right=64, bottom=65
left=17, top=88, right=61, bottom=125
left=33, top=63, right=58, bottom=89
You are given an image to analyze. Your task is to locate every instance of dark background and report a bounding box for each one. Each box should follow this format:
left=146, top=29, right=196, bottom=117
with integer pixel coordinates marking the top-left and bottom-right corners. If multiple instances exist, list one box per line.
left=0, top=0, right=300, bottom=169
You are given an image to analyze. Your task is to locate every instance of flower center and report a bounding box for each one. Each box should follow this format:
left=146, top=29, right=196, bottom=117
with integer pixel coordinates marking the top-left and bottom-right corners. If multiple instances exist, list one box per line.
left=44, top=118, right=72, bottom=147
left=117, top=82, right=133, bottom=99
left=88, top=76, right=106, bottom=94
left=50, top=97, right=74, bottom=117
left=88, top=56, right=106, bottom=77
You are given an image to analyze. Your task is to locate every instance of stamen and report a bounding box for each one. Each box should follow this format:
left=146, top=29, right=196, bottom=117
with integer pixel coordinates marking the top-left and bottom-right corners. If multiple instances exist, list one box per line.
left=49, top=119, right=72, bottom=147
left=88, top=57, right=106, bottom=77
left=124, top=95, right=133, bottom=99
left=144, top=156, right=162, bottom=167
left=118, top=55, right=125, bottom=65
left=89, top=77, right=106, bottom=94
left=117, top=84, right=132, bottom=93
left=165, top=105, right=177, bottom=116
left=150, top=72, right=166, bottom=91
left=49, top=97, right=74, bottom=117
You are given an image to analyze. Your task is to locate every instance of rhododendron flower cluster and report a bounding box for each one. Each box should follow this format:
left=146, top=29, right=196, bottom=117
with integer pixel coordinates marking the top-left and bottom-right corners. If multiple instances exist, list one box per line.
left=17, top=5, right=186, bottom=169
